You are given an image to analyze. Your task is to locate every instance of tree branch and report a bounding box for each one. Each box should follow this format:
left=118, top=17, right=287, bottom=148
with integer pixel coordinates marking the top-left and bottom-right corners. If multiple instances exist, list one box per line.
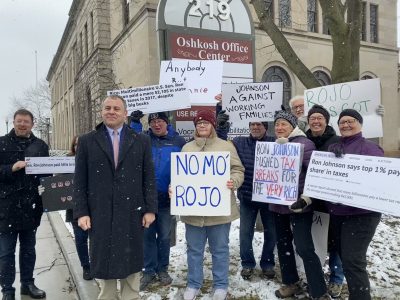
left=251, top=0, right=320, bottom=89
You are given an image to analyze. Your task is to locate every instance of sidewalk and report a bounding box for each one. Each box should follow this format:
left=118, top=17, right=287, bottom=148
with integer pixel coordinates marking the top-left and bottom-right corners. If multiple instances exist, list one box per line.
left=47, top=212, right=99, bottom=300
left=0, top=213, right=79, bottom=300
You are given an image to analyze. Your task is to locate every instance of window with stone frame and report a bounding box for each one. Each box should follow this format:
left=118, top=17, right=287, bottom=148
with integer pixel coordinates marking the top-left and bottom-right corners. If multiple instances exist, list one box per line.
left=279, top=0, right=291, bottom=28
left=307, top=0, right=318, bottom=33
left=264, top=0, right=274, bottom=18
left=370, top=4, right=378, bottom=43
left=313, top=70, right=331, bottom=86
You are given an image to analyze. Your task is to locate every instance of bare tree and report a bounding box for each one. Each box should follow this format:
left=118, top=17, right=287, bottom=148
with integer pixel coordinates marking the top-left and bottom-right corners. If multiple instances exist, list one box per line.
left=251, top=0, right=362, bottom=87
left=10, top=78, right=52, bottom=140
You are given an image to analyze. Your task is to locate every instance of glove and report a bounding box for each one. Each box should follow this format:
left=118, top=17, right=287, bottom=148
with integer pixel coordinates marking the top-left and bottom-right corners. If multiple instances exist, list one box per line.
left=275, top=137, right=289, bottom=144
left=376, top=104, right=385, bottom=116
left=38, top=185, right=45, bottom=196
left=297, top=116, right=308, bottom=133
left=217, top=110, right=230, bottom=130
left=130, top=110, right=144, bottom=123
left=331, top=144, right=344, bottom=158
left=289, top=195, right=312, bottom=213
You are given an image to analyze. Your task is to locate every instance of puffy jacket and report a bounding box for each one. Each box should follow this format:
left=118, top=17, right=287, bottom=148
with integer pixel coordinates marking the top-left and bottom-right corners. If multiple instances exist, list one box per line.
left=131, top=123, right=186, bottom=208
left=327, top=132, right=384, bottom=216
left=180, top=129, right=244, bottom=227
left=269, top=127, right=316, bottom=215
left=232, top=133, right=274, bottom=207
left=0, top=129, right=49, bottom=232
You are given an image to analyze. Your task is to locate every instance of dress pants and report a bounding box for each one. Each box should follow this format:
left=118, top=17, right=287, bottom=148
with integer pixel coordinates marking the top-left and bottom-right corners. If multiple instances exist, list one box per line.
left=97, top=272, right=140, bottom=300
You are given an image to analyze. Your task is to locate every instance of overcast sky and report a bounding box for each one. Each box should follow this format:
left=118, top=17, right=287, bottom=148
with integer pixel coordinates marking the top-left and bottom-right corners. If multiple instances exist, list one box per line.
left=0, top=1, right=399, bottom=137
left=0, top=0, right=72, bottom=135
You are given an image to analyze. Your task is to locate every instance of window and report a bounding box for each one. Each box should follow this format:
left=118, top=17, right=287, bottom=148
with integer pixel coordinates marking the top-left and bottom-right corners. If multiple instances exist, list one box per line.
left=123, top=0, right=130, bottom=25
left=307, top=0, right=318, bottom=33
left=361, top=2, right=367, bottom=41
left=323, top=17, right=330, bottom=35
left=361, top=75, right=373, bottom=80
left=90, top=12, right=94, bottom=50
left=262, top=66, right=292, bottom=135
left=370, top=4, right=378, bottom=43
left=84, top=23, right=88, bottom=58
left=279, top=0, right=291, bottom=28
left=264, top=0, right=274, bottom=18
left=313, top=70, right=331, bottom=86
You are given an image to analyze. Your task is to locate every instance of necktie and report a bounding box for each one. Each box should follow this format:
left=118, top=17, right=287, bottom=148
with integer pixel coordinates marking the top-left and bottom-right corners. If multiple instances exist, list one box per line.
left=112, top=130, right=119, bottom=169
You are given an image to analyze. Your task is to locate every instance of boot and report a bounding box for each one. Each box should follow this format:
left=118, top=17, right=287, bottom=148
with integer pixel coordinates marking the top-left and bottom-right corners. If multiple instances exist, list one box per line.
left=20, top=283, right=46, bottom=299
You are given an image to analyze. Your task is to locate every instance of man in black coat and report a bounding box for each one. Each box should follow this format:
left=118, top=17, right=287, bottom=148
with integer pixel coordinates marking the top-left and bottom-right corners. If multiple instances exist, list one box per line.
left=0, top=109, right=49, bottom=300
left=73, top=95, right=157, bottom=300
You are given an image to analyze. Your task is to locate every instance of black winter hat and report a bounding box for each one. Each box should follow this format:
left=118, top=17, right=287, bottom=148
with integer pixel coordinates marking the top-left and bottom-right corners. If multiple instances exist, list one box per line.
left=338, top=109, right=363, bottom=125
left=307, top=104, right=330, bottom=123
left=148, top=112, right=169, bottom=124
left=274, top=110, right=298, bottom=129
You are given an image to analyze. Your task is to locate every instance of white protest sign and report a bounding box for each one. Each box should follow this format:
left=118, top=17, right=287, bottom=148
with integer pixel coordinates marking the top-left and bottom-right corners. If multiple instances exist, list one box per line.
left=304, top=78, right=382, bottom=138
left=170, top=151, right=231, bottom=216
left=304, top=151, right=400, bottom=217
left=159, top=59, right=223, bottom=105
left=252, top=142, right=302, bottom=205
left=107, top=82, right=190, bottom=114
left=222, top=82, right=283, bottom=127
left=25, top=157, right=75, bottom=174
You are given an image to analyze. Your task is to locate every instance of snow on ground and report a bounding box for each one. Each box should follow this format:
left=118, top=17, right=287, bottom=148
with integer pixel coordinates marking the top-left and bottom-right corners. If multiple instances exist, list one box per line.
left=59, top=212, right=400, bottom=299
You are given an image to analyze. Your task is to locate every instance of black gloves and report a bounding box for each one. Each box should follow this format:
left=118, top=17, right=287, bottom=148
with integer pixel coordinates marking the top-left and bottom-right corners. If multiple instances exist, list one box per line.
left=130, top=110, right=144, bottom=123
left=217, top=110, right=230, bottom=130
left=289, top=195, right=312, bottom=213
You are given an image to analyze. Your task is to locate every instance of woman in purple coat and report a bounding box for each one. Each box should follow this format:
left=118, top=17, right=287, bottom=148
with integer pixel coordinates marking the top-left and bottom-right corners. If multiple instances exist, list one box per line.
left=270, top=111, right=329, bottom=300
left=328, top=109, right=384, bottom=300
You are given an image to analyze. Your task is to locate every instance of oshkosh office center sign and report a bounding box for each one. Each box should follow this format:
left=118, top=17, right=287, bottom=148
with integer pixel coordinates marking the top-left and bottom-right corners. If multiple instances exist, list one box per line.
left=157, top=0, right=255, bottom=139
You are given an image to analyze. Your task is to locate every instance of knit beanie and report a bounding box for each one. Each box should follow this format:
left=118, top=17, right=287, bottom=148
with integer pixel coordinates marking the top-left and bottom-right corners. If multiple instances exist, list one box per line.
left=307, top=104, right=330, bottom=123
left=148, top=112, right=169, bottom=124
left=194, top=110, right=216, bottom=128
left=338, top=109, right=363, bottom=124
left=274, top=110, right=298, bottom=128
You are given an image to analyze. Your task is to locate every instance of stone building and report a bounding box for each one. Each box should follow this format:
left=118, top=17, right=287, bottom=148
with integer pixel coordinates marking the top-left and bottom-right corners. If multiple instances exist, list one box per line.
left=47, top=0, right=399, bottom=155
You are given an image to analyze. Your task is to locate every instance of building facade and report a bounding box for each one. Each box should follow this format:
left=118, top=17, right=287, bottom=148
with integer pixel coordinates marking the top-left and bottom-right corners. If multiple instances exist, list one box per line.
left=47, top=0, right=399, bottom=154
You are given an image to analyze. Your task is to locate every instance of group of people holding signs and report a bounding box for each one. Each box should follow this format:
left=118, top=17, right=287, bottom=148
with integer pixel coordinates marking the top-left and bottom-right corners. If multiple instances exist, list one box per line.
left=1, top=58, right=398, bottom=300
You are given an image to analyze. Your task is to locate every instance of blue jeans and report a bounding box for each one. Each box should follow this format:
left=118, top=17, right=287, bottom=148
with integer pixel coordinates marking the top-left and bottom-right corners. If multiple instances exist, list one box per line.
left=185, top=223, right=231, bottom=290
left=71, top=221, right=90, bottom=268
left=239, top=202, right=276, bottom=270
left=143, top=207, right=172, bottom=274
left=274, top=212, right=327, bottom=298
left=0, top=229, right=37, bottom=294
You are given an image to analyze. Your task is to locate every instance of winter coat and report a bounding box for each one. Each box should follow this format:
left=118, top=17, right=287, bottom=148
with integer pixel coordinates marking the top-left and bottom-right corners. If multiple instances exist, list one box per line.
left=131, top=124, right=186, bottom=208
left=180, top=130, right=244, bottom=227
left=73, top=123, right=157, bottom=279
left=232, top=133, right=274, bottom=208
left=306, top=125, right=340, bottom=212
left=269, top=127, right=316, bottom=215
left=0, top=129, right=49, bottom=232
left=327, top=132, right=384, bottom=216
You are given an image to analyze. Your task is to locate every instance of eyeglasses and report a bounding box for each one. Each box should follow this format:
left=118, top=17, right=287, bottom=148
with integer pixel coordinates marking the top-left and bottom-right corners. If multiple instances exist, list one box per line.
left=291, top=104, right=304, bottom=111
left=309, top=116, right=325, bottom=122
left=196, top=121, right=211, bottom=127
left=150, top=120, right=165, bottom=126
left=338, top=118, right=358, bottom=126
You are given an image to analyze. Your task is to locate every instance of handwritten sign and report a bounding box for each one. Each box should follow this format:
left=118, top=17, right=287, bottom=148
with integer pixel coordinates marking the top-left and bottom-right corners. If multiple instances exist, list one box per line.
left=107, top=82, right=190, bottom=114
left=40, top=174, right=74, bottom=212
left=25, top=157, right=75, bottom=174
left=303, top=78, right=382, bottom=138
left=252, top=142, right=302, bottom=205
left=304, top=151, right=400, bottom=217
left=159, top=59, right=223, bottom=105
left=222, top=82, right=283, bottom=123
left=170, top=151, right=231, bottom=216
